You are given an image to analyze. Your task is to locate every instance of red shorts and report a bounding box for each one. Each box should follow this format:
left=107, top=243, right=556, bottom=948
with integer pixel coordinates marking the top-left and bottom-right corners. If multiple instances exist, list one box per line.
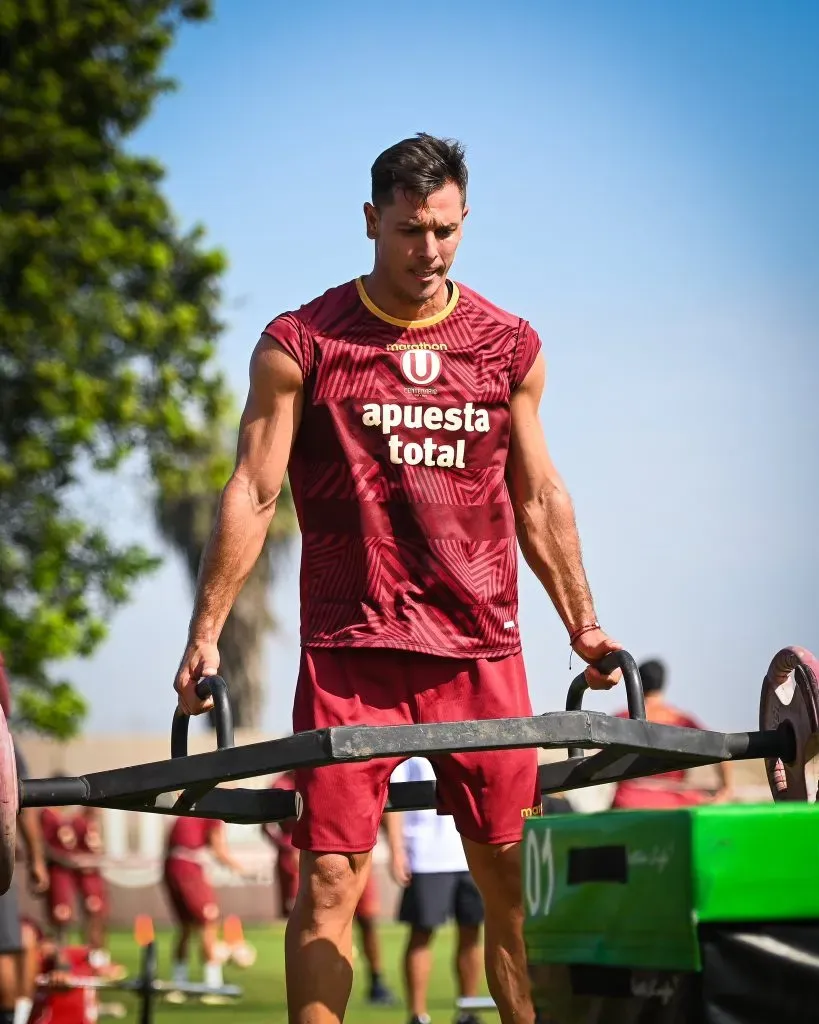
left=78, top=871, right=107, bottom=916
left=291, top=647, right=539, bottom=852
left=47, top=867, right=107, bottom=923
left=163, top=859, right=218, bottom=926
left=612, top=782, right=708, bottom=810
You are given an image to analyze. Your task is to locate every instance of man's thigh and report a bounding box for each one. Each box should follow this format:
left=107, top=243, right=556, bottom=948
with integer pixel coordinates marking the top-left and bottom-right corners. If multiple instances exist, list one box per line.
left=291, top=647, right=412, bottom=853
left=78, top=872, right=107, bottom=916
left=163, top=861, right=218, bottom=926
left=47, top=866, right=78, bottom=925
left=421, top=652, right=540, bottom=845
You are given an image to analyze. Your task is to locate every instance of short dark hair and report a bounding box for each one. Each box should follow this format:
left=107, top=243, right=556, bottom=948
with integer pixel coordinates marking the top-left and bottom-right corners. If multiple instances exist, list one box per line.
left=639, top=658, right=667, bottom=694
left=371, top=133, right=468, bottom=208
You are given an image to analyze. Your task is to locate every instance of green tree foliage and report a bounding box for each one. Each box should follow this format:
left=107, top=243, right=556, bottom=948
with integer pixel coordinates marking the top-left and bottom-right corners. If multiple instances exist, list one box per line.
left=0, top=0, right=237, bottom=737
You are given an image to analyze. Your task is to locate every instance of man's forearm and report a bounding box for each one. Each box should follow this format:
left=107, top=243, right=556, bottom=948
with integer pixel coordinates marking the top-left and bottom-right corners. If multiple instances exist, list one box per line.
left=516, top=482, right=597, bottom=633
left=19, top=808, right=45, bottom=865
left=188, top=476, right=276, bottom=643
left=383, top=811, right=403, bottom=856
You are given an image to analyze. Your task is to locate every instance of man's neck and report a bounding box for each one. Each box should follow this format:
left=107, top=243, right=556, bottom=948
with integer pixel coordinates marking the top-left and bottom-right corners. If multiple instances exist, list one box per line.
left=361, top=271, right=451, bottom=322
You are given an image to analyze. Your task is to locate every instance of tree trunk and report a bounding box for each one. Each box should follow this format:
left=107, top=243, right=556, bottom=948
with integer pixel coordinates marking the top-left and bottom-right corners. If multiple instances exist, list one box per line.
left=153, top=489, right=284, bottom=730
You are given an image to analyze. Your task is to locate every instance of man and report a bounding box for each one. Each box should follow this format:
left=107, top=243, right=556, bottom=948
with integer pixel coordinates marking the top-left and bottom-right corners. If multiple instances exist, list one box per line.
left=612, top=659, right=734, bottom=809
left=262, top=773, right=300, bottom=919
left=38, top=804, right=122, bottom=980
left=0, top=655, right=49, bottom=1024
left=161, top=815, right=246, bottom=1003
left=173, top=132, right=623, bottom=1024
left=263, top=773, right=397, bottom=1006
left=386, top=757, right=485, bottom=1024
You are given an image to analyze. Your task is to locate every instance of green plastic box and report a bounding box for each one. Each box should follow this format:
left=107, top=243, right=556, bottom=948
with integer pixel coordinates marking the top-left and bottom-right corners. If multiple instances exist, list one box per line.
left=523, top=802, right=819, bottom=973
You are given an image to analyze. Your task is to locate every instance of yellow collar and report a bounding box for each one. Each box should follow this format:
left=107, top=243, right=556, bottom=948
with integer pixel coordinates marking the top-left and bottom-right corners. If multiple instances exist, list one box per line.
left=356, top=277, right=459, bottom=328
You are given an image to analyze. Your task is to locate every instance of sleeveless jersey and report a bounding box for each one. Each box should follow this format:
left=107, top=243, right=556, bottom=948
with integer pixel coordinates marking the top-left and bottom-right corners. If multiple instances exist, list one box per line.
left=262, top=277, right=541, bottom=658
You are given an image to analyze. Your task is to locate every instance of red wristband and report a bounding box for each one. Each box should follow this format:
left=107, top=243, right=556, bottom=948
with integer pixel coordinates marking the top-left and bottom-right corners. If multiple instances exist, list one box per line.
left=568, top=622, right=600, bottom=647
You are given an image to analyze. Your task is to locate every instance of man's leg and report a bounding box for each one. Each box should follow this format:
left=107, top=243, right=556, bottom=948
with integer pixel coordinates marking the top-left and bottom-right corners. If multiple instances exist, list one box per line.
left=461, top=838, right=532, bottom=1024
left=398, top=872, right=453, bottom=1023
left=453, top=874, right=484, bottom=1004
left=0, top=887, right=23, bottom=1024
left=172, top=922, right=192, bottom=974
left=0, top=956, right=15, bottom=1024
left=354, top=873, right=395, bottom=1004
left=403, top=927, right=434, bottom=1022
left=455, top=925, right=482, bottom=996
left=277, top=851, right=300, bottom=918
left=419, top=650, right=539, bottom=1024
left=284, top=849, right=372, bottom=1024
left=287, top=647, right=411, bottom=1023
left=17, top=921, right=40, bottom=1024
left=79, top=874, right=107, bottom=951
left=46, top=866, right=75, bottom=945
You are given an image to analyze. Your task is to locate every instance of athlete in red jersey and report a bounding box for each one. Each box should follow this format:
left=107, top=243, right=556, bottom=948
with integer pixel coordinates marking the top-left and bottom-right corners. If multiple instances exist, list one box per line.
left=173, top=133, right=623, bottom=1024
left=162, top=816, right=247, bottom=1000
left=40, top=808, right=84, bottom=936
left=612, top=659, right=735, bottom=809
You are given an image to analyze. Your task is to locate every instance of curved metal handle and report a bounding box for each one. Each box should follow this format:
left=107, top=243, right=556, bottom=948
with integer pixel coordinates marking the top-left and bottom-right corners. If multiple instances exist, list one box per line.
left=171, top=676, right=235, bottom=759
left=566, top=650, right=645, bottom=759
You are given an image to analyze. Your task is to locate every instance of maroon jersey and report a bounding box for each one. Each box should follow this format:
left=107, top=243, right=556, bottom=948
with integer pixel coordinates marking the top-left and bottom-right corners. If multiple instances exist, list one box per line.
left=166, top=817, right=220, bottom=855
left=41, top=808, right=81, bottom=865
left=263, top=277, right=541, bottom=657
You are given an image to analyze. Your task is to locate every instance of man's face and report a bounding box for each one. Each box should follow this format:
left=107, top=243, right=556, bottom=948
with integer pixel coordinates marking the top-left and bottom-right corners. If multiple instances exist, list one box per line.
left=365, top=181, right=467, bottom=305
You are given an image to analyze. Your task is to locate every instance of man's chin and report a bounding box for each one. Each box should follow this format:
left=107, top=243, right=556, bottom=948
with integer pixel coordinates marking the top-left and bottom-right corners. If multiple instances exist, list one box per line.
left=406, top=274, right=444, bottom=302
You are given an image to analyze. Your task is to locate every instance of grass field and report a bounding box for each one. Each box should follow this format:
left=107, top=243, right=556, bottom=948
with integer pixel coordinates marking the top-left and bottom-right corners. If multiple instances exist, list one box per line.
left=103, top=922, right=493, bottom=1023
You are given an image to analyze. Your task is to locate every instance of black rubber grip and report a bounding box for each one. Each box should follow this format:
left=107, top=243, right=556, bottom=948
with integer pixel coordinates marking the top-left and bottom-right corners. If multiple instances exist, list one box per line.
left=171, top=675, right=235, bottom=759
left=566, top=650, right=646, bottom=759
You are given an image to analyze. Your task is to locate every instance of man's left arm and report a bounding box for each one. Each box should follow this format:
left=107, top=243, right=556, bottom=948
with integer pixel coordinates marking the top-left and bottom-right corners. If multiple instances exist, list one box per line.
left=18, top=807, right=48, bottom=893
left=506, top=352, right=622, bottom=689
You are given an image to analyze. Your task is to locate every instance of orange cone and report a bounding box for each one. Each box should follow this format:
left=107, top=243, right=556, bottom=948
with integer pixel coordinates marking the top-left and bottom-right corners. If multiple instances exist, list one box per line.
left=134, top=914, right=154, bottom=948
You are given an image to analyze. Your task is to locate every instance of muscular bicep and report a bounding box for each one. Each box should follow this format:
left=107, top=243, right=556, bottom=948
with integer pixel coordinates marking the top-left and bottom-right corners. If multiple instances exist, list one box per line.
left=231, top=337, right=305, bottom=511
left=506, top=353, right=567, bottom=509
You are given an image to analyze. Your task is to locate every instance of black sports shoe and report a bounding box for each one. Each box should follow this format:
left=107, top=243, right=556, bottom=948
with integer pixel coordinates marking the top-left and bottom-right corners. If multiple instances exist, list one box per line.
left=367, top=978, right=398, bottom=1006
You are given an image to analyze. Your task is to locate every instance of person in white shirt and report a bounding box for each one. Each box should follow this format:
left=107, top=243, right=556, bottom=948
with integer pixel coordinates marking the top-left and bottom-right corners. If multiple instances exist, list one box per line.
left=385, top=758, right=484, bottom=1024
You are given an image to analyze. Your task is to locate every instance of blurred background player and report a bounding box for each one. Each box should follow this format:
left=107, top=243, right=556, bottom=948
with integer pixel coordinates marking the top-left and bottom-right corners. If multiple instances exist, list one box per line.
left=38, top=803, right=122, bottom=981
left=0, top=653, right=49, bottom=1024
left=612, top=658, right=735, bottom=809
left=161, top=815, right=247, bottom=1003
left=386, top=758, right=485, bottom=1024
left=262, top=773, right=300, bottom=919
left=265, top=772, right=397, bottom=1006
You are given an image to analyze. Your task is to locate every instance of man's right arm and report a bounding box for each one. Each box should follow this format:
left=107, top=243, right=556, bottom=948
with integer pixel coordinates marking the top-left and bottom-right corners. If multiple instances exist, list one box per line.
left=174, top=336, right=304, bottom=715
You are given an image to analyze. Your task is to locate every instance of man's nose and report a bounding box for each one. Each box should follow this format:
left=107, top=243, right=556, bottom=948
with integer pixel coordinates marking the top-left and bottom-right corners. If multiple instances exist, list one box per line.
left=418, top=231, right=438, bottom=261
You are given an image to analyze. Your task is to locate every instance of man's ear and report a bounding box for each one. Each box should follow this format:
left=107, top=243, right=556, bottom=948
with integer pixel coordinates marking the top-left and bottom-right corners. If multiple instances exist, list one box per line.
left=363, top=202, right=378, bottom=240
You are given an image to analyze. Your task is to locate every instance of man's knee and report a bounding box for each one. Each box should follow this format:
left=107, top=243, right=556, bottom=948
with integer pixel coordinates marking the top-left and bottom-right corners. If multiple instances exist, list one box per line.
left=457, top=924, right=481, bottom=947
left=408, top=927, right=433, bottom=950
left=463, top=839, right=523, bottom=911
left=298, top=852, right=370, bottom=922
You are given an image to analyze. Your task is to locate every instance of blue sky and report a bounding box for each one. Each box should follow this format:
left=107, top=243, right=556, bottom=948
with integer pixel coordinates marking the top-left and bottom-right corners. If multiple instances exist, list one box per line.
left=66, top=0, right=818, bottom=739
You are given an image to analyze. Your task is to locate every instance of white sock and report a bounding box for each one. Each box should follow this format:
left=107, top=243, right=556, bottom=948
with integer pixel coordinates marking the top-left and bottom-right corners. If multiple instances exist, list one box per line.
left=204, top=961, right=223, bottom=989
left=88, top=948, right=110, bottom=969
left=172, top=961, right=189, bottom=983
left=13, top=998, right=33, bottom=1024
